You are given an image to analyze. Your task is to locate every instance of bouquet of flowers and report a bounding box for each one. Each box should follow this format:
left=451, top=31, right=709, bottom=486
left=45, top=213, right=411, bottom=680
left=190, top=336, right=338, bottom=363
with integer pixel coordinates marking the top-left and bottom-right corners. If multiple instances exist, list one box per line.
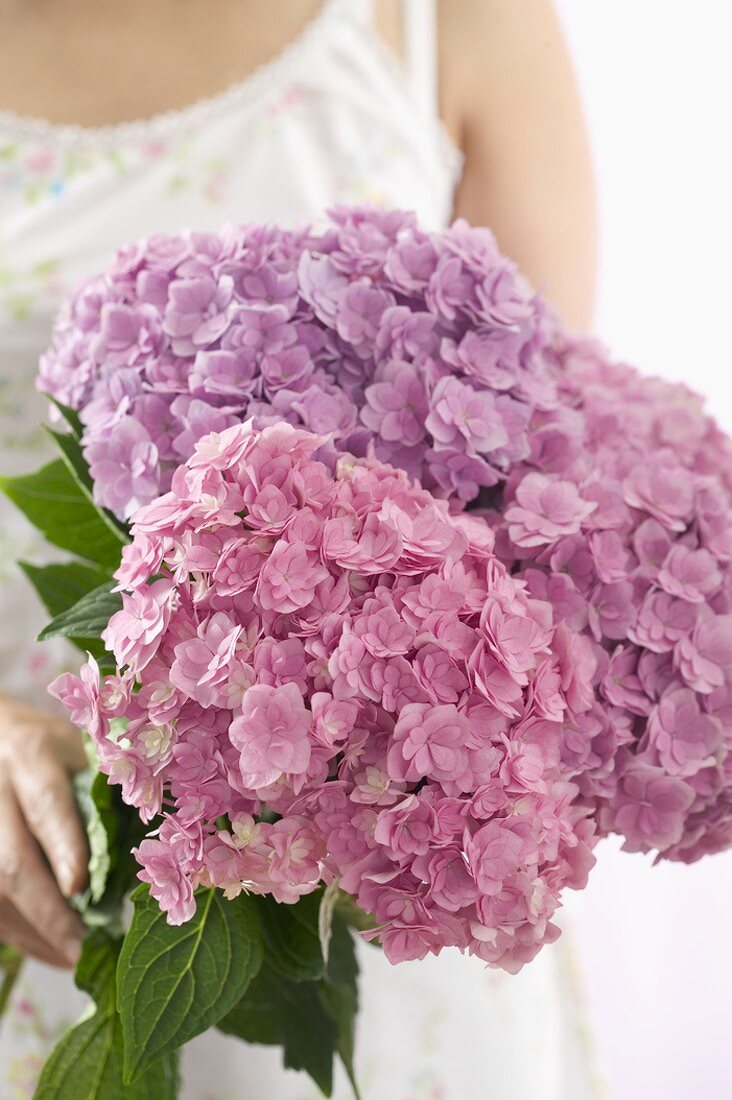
left=2, top=207, right=730, bottom=1099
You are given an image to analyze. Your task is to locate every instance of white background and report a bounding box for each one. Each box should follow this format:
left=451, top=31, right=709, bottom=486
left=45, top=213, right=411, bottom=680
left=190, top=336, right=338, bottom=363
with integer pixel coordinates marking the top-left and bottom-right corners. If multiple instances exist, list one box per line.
left=553, top=3, right=732, bottom=1098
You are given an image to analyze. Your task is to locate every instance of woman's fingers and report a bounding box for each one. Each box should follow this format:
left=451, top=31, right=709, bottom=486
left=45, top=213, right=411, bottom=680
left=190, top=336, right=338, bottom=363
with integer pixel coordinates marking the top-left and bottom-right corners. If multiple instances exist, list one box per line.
left=10, top=739, right=89, bottom=897
left=0, top=697, right=89, bottom=966
left=54, top=716, right=89, bottom=773
left=0, top=780, right=86, bottom=967
left=0, top=896, right=71, bottom=968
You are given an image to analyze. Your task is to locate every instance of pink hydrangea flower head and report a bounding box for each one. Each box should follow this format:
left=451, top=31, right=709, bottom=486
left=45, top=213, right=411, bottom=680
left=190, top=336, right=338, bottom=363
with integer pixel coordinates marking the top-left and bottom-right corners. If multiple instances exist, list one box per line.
left=55, top=419, right=597, bottom=972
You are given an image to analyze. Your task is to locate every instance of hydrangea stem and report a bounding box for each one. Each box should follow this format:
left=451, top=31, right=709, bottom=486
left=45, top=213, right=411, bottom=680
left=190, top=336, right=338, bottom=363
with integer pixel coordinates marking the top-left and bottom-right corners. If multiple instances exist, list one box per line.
left=0, top=945, right=23, bottom=1024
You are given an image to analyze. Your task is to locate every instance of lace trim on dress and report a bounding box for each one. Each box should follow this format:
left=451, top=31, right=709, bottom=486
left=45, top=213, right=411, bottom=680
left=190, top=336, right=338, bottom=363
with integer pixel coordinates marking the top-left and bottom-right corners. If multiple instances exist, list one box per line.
left=0, top=0, right=348, bottom=149
left=0, top=0, right=463, bottom=184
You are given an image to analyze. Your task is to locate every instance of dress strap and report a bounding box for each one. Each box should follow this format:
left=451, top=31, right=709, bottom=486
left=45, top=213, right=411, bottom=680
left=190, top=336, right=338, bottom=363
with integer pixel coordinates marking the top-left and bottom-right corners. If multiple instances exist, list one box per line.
left=345, top=0, right=377, bottom=28
left=402, top=0, right=439, bottom=120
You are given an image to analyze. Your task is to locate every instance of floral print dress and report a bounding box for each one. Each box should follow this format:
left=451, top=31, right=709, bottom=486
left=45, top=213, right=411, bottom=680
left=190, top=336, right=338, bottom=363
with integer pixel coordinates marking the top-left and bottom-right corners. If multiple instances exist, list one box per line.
left=0, top=0, right=600, bottom=1096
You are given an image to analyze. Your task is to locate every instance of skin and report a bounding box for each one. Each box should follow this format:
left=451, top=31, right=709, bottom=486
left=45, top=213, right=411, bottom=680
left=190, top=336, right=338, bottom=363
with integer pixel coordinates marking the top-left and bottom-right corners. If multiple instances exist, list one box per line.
left=443, top=0, right=598, bottom=331
left=0, top=694, right=88, bottom=966
left=0, top=0, right=596, bottom=966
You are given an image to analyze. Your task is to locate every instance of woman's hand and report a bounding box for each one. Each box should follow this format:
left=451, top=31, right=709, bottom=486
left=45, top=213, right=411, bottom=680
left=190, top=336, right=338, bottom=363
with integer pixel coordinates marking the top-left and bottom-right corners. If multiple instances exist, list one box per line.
left=0, top=693, right=88, bottom=968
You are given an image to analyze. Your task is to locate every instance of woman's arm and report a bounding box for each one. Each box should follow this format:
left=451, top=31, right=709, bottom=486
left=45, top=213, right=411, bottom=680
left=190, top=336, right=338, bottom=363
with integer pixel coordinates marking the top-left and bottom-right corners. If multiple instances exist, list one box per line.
left=441, top=0, right=597, bottom=331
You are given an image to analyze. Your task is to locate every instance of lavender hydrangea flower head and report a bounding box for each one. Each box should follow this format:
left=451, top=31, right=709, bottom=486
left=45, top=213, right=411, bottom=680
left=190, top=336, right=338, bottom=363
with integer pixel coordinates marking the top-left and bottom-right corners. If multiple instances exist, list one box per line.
left=39, top=207, right=553, bottom=520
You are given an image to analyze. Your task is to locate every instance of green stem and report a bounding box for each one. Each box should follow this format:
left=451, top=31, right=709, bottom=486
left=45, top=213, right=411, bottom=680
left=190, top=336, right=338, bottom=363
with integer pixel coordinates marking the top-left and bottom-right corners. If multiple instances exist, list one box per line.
left=0, top=947, right=23, bottom=1024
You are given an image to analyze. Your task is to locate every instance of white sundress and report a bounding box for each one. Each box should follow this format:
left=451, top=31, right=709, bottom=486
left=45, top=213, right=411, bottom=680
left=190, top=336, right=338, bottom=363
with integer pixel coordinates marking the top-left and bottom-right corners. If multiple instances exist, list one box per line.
left=0, top=1, right=600, bottom=1097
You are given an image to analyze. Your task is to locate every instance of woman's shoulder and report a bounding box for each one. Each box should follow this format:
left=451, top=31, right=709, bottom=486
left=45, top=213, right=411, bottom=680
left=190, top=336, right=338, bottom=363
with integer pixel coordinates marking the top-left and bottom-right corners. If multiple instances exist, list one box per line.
left=437, top=0, right=566, bottom=115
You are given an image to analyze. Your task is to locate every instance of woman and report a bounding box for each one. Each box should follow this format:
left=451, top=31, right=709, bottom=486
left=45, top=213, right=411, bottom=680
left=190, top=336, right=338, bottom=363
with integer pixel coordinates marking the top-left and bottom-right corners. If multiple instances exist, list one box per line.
left=0, top=1, right=598, bottom=1096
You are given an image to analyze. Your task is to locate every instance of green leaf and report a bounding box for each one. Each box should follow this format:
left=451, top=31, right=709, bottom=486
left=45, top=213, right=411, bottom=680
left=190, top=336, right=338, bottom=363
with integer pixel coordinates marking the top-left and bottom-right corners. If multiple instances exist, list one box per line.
left=47, top=396, right=83, bottom=439
left=34, top=931, right=179, bottom=1100
left=44, top=426, right=94, bottom=494
left=255, top=890, right=325, bottom=983
left=19, top=560, right=112, bottom=620
left=118, top=885, right=263, bottom=1082
left=334, top=891, right=379, bottom=936
left=91, top=770, right=150, bottom=906
left=323, top=918, right=360, bottom=1098
left=219, top=966, right=337, bottom=1094
left=71, top=760, right=149, bottom=928
left=0, top=458, right=125, bottom=569
left=219, top=913, right=361, bottom=1099
left=38, top=582, right=121, bottom=645
left=72, top=738, right=151, bottom=927
left=319, top=878, right=340, bottom=968
left=73, top=769, right=111, bottom=906
left=43, top=425, right=129, bottom=542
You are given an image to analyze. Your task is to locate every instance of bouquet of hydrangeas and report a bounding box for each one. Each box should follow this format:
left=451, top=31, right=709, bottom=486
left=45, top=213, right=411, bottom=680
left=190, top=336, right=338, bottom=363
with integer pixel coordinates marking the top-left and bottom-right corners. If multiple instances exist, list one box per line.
left=2, top=207, right=730, bottom=1099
